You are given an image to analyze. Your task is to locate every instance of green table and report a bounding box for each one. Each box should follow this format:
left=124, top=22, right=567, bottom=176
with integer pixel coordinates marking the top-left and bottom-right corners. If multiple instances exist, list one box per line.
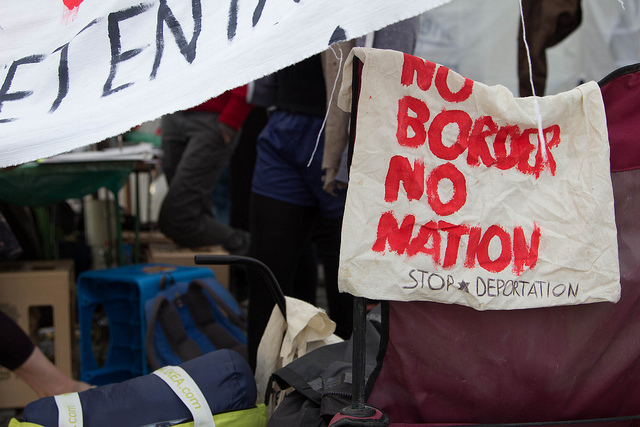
left=0, top=161, right=136, bottom=264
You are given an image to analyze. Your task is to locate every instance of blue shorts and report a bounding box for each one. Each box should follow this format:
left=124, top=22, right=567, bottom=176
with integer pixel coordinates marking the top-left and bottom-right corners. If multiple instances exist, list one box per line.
left=252, top=110, right=347, bottom=219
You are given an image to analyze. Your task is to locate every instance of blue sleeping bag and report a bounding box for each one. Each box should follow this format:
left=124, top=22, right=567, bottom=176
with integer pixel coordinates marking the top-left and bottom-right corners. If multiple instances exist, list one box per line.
left=16, top=349, right=264, bottom=427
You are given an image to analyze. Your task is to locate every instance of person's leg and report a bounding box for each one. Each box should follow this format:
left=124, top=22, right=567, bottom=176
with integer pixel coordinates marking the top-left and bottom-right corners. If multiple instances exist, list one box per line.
left=158, top=111, right=247, bottom=250
left=227, top=108, right=267, bottom=301
left=247, top=110, right=325, bottom=369
left=295, top=111, right=350, bottom=338
left=229, top=107, right=267, bottom=232
left=246, top=193, right=319, bottom=370
left=160, top=113, right=188, bottom=186
left=313, top=215, right=353, bottom=339
left=291, top=239, right=318, bottom=305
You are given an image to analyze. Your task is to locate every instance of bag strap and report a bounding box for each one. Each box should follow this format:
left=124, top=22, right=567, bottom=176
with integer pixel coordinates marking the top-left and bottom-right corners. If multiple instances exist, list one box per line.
left=189, top=279, right=247, bottom=330
left=153, top=365, right=215, bottom=427
left=145, top=295, right=165, bottom=370
left=269, top=367, right=322, bottom=404
left=145, top=294, right=203, bottom=370
left=54, top=393, right=83, bottom=427
left=184, top=283, right=248, bottom=360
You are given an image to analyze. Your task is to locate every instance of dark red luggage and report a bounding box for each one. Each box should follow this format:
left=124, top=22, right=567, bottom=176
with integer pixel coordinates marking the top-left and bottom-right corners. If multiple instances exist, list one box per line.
left=332, top=56, right=640, bottom=426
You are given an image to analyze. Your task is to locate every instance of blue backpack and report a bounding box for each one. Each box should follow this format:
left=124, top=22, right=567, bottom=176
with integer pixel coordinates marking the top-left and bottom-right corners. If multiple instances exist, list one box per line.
left=144, top=276, right=247, bottom=369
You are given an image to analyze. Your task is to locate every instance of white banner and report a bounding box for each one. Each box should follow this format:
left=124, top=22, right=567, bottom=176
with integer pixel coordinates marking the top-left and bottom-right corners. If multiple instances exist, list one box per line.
left=0, top=0, right=451, bottom=168
left=338, top=48, right=620, bottom=310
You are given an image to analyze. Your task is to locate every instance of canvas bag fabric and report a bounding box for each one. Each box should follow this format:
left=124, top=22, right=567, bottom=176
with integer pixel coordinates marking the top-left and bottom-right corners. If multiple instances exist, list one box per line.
left=254, top=296, right=343, bottom=405
left=337, top=47, right=620, bottom=310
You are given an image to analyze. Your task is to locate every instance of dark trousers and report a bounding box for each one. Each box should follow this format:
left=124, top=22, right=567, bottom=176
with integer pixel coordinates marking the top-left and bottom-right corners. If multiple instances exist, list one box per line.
left=158, top=111, right=238, bottom=247
left=246, top=193, right=352, bottom=370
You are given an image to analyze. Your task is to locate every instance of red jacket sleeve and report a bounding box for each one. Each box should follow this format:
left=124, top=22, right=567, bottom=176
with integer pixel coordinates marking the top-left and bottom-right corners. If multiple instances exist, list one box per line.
left=218, top=85, right=254, bottom=131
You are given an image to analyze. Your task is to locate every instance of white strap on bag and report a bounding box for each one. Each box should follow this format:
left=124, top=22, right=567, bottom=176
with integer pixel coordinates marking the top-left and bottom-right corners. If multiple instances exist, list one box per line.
left=153, top=365, right=215, bottom=427
left=54, top=393, right=83, bottom=427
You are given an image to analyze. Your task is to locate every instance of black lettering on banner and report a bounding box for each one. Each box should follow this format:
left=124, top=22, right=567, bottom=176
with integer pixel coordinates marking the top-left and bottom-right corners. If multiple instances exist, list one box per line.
left=103, top=3, right=152, bottom=96
left=50, top=19, right=100, bottom=113
left=446, top=275, right=455, bottom=291
left=476, top=277, right=486, bottom=296
left=228, top=0, right=238, bottom=40
left=329, top=26, right=347, bottom=45
left=0, top=55, right=46, bottom=123
left=516, top=281, right=527, bottom=297
left=553, top=283, right=565, bottom=297
left=406, top=269, right=430, bottom=289
left=407, top=270, right=579, bottom=302
left=534, top=280, right=545, bottom=298
left=50, top=44, right=70, bottom=113
left=487, top=277, right=496, bottom=297
left=407, top=269, right=420, bottom=289
left=568, top=283, right=579, bottom=297
left=503, top=280, right=513, bottom=296
left=252, top=0, right=266, bottom=26
left=428, top=273, right=445, bottom=291
left=545, top=281, right=551, bottom=297
left=152, top=0, right=202, bottom=79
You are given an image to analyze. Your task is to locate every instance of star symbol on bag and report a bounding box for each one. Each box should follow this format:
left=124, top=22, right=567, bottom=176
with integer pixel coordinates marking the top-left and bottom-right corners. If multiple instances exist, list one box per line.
left=458, top=280, right=470, bottom=293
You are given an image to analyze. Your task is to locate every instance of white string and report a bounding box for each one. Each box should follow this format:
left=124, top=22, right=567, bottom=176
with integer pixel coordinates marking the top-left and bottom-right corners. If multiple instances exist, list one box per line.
left=618, top=0, right=626, bottom=10
left=307, top=43, right=343, bottom=167
left=519, top=0, right=547, bottom=161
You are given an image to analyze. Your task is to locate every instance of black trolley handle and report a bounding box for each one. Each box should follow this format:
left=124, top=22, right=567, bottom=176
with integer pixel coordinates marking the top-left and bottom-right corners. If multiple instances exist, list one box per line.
left=193, top=254, right=287, bottom=321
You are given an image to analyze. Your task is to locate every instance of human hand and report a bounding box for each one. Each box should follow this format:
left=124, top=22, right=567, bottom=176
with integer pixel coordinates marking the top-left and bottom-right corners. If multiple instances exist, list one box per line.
left=219, top=123, right=237, bottom=145
left=323, top=168, right=347, bottom=196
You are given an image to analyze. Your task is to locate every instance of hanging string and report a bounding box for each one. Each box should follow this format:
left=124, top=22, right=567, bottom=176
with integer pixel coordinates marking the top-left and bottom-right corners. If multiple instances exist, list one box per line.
left=307, top=43, right=344, bottom=167
left=618, top=0, right=626, bottom=10
left=519, top=0, right=547, bottom=161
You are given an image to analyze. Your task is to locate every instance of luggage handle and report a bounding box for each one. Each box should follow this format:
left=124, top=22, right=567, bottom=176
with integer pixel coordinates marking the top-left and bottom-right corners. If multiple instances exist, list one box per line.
left=194, top=255, right=287, bottom=320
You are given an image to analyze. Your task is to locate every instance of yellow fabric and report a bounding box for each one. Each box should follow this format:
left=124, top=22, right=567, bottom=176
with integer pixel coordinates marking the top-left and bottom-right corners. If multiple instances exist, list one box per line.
left=9, top=421, right=40, bottom=427
left=9, top=404, right=267, bottom=427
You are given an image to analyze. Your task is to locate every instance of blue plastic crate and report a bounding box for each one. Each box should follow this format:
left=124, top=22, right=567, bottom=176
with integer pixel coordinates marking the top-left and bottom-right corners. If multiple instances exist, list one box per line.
left=77, top=263, right=215, bottom=385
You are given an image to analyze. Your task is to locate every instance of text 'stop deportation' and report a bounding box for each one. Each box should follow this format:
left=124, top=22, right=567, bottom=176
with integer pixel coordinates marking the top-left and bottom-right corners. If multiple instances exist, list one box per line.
left=337, top=47, right=620, bottom=310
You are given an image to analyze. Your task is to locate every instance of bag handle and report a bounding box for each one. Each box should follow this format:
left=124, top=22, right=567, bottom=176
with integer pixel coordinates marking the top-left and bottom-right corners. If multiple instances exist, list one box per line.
left=153, top=365, right=215, bottom=427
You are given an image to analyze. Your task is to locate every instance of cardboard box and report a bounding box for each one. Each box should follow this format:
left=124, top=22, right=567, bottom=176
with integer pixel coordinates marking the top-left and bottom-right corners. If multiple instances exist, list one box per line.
left=146, top=243, right=229, bottom=288
left=0, top=260, right=75, bottom=408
